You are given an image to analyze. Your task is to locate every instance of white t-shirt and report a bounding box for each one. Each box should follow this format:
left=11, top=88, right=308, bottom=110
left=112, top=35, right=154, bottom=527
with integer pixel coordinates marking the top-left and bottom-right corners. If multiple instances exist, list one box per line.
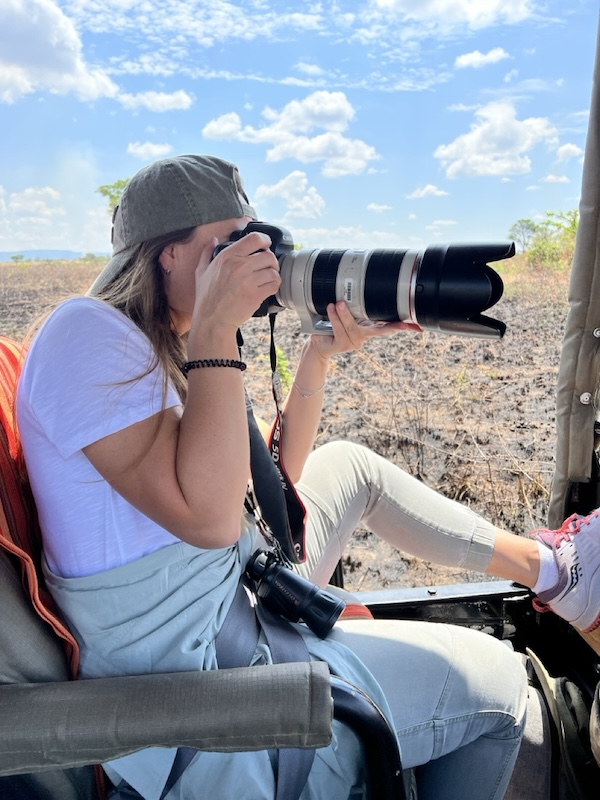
left=17, top=297, right=182, bottom=578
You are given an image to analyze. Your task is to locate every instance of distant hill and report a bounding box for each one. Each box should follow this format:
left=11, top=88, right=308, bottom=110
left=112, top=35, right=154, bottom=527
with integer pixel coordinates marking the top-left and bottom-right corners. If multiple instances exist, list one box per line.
left=0, top=250, right=109, bottom=262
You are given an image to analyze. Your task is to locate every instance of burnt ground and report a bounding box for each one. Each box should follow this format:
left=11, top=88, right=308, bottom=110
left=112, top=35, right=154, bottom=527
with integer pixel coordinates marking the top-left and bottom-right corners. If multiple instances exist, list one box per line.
left=0, top=258, right=570, bottom=591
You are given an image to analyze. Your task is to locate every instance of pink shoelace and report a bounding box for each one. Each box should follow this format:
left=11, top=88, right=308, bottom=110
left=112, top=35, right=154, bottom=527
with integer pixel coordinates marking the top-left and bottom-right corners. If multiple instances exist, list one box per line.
left=531, top=510, right=600, bottom=547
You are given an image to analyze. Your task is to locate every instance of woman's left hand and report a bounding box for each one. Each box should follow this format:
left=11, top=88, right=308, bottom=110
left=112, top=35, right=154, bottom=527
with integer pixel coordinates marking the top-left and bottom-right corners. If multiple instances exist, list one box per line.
left=309, top=300, right=421, bottom=361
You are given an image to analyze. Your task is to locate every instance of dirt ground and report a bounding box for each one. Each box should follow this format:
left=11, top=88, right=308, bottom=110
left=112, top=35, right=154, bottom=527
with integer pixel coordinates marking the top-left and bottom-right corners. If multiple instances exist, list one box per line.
left=0, top=257, right=570, bottom=591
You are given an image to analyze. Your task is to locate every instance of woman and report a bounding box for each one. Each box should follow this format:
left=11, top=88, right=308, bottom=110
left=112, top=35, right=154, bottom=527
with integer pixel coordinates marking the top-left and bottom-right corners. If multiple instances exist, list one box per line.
left=17, top=153, right=590, bottom=799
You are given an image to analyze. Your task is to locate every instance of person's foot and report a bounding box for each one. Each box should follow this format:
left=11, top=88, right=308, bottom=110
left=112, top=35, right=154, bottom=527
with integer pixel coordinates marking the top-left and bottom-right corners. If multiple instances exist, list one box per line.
left=530, top=511, right=600, bottom=632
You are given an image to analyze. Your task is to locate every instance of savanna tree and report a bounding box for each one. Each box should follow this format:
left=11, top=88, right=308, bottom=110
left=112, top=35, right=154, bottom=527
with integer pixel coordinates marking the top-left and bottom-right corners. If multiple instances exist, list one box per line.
left=96, top=178, right=129, bottom=215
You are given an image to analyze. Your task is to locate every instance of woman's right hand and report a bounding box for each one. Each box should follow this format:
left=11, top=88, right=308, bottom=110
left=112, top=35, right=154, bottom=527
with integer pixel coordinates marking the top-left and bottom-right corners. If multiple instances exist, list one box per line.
left=191, top=232, right=281, bottom=340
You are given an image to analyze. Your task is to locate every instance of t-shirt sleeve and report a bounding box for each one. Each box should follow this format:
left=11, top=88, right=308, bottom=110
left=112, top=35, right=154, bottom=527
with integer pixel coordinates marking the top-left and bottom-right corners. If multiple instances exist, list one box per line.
left=22, top=298, right=181, bottom=458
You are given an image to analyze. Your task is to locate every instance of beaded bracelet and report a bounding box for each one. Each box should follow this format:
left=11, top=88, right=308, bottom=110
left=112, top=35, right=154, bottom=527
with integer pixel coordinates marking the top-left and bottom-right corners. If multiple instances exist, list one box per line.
left=181, top=358, right=247, bottom=375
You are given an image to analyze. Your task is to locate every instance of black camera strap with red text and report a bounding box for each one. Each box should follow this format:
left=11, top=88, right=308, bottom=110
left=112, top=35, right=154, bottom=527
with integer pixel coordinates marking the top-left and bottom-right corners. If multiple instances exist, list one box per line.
left=240, top=321, right=307, bottom=564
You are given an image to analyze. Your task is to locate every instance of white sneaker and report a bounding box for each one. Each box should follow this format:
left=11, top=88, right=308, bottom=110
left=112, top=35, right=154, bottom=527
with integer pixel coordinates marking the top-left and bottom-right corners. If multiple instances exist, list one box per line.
left=531, top=511, right=600, bottom=632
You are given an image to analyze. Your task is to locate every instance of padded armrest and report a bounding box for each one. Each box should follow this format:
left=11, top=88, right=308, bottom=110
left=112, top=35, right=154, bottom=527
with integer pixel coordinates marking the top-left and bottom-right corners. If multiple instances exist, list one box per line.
left=0, top=661, right=332, bottom=775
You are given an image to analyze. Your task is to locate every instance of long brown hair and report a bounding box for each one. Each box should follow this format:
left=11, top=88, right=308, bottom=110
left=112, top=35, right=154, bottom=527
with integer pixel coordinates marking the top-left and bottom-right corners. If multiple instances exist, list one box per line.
left=94, top=227, right=198, bottom=403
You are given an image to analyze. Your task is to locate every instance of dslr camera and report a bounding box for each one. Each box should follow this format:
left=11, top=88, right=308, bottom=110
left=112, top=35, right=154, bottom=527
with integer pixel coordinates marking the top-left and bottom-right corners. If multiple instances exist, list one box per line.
left=215, top=222, right=515, bottom=339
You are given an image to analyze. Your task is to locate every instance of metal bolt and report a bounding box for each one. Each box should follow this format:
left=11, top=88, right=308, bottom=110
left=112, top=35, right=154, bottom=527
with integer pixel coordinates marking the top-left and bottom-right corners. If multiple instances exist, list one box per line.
left=580, top=392, right=593, bottom=405
left=594, top=328, right=600, bottom=338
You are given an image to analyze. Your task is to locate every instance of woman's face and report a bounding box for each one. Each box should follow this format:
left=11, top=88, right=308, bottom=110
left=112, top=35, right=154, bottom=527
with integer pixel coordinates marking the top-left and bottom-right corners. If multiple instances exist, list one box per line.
left=161, top=216, right=252, bottom=333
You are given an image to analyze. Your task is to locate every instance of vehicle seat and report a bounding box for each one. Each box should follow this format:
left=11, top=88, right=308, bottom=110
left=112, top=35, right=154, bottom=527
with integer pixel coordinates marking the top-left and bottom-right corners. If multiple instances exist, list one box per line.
left=0, top=545, right=99, bottom=799
left=0, top=335, right=94, bottom=797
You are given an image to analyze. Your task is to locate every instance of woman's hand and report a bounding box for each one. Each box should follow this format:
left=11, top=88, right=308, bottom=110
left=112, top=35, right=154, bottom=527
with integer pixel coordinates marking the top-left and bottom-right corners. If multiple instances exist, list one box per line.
left=192, top=232, right=281, bottom=339
left=309, top=300, right=421, bottom=362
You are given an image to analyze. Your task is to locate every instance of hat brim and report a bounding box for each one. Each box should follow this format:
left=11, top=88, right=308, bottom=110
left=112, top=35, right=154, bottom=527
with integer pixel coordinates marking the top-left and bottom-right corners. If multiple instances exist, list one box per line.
left=87, top=245, right=138, bottom=297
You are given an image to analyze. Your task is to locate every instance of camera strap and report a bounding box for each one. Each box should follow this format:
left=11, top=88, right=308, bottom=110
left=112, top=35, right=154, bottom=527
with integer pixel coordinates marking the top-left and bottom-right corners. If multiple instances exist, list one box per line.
left=161, top=582, right=315, bottom=800
left=240, top=323, right=308, bottom=564
left=267, top=313, right=308, bottom=560
left=215, top=580, right=315, bottom=800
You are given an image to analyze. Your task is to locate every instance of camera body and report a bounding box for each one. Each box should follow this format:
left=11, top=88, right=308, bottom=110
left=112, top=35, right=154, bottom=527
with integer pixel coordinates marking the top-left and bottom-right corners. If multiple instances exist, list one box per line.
left=245, top=550, right=345, bottom=639
left=215, top=221, right=515, bottom=339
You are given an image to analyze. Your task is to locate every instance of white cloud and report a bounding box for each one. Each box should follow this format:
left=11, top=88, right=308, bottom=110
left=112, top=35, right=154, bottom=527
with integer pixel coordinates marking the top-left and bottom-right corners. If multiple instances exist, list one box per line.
left=0, top=64, right=32, bottom=103
left=127, top=142, right=174, bottom=160
left=203, top=112, right=243, bottom=140
left=286, top=223, right=407, bottom=250
left=406, top=184, right=449, bottom=198
left=0, top=0, right=118, bottom=103
left=371, top=0, right=534, bottom=28
left=367, top=203, right=392, bottom=212
left=544, top=174, right=570, bottom=183
left=434, top=100, right=558, bottom=178
left=447, top=103, right=479, bottom=112
left=0, top=145, right=117, bottom=252
left=556, top=143, right=583, bottom=162
left=203, top=91, right=379, bottom=177
left=572, top=110, right=591, bottom=123
left=24, top=0, right=547, bottom=103
left=118, top=90, right=194, bottom=112
left=111, top=53, right=177, bottom=78
left=262, top=92, right=356, bottom=134
left=64, top=1, right=324, bottom=48
left=28, top=0, right=539, bottom=101
left=495, top=77, right=564, bottom=95
left=77, top=204, right=113, bottom=254
left=254, top=171, right=325, bottom=220
left=295, top=62, right=325, bottom=77
left=267, top=132, right=379, bottom=178
left=0, top=185, right=65, bottom=249
left=9, top=187, right=64, bottom=217
left=54, top=148, right=113, bottom=252
left=426, top=218, right=458, bottom=236
left=455, top=48, right=510, bottom=69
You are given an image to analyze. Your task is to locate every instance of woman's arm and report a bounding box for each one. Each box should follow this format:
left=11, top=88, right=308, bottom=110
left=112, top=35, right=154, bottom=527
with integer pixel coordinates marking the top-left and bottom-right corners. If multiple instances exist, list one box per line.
left=83, top=231, right=281, bottom=549
left=277, top=301, right=420, bottom=483
left=83, top=376, right=248, bottom=549
left=274, top=338, right=329, bottom=485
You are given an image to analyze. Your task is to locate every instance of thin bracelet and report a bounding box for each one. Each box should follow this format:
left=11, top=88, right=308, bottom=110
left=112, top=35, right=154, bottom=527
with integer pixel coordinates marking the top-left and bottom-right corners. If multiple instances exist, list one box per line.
left=181, top=358, right=247, bottom=375
left=292, top=380, right=326, bottom=398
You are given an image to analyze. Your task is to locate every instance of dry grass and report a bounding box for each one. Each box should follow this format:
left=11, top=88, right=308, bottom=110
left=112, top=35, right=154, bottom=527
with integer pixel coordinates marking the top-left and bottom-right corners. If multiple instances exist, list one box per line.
left=0, top=259, right=102, bottom=340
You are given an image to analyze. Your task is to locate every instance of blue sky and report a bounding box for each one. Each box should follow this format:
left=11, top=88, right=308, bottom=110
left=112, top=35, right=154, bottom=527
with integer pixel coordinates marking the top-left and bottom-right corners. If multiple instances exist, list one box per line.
left=0, top=0, right=597, bottom=256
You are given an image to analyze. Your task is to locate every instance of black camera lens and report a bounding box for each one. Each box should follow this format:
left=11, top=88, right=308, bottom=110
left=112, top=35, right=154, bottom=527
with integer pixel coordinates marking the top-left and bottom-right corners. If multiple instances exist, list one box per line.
left=278, top=241, right=513, bottom=338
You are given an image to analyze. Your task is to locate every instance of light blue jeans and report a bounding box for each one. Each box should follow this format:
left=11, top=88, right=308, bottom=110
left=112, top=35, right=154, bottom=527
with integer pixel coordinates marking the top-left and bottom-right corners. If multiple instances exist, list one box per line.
left=295, top=440, right=527, bottom=800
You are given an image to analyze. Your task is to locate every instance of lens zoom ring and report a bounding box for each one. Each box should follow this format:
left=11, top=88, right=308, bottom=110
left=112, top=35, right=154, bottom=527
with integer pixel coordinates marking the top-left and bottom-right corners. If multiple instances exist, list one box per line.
left=311, top=250, right=345, bottom=315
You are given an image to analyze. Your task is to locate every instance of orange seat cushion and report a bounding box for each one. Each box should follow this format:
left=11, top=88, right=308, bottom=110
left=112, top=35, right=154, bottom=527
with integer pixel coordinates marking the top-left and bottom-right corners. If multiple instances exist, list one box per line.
left=0, top=336, right=79, bottom=676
